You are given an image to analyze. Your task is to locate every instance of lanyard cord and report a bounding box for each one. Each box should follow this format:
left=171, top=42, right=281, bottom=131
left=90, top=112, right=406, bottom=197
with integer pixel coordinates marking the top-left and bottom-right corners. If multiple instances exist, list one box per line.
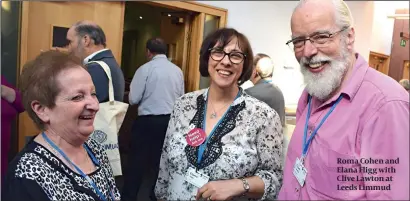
left=42, top=132, right=115, bottom=201
left=302, top=95, right=343, bottom=159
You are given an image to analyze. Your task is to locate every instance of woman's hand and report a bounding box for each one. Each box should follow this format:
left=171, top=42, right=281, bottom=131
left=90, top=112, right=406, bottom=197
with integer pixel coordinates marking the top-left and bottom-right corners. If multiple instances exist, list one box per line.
left=1, top=85, right=16, bottom=103
left=196, top=179, right=244, bottom=200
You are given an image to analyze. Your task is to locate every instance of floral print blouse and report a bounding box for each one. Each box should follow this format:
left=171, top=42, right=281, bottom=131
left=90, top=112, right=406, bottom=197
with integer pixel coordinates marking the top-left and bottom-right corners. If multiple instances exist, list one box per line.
left=154, top=88, right=283, bottom=200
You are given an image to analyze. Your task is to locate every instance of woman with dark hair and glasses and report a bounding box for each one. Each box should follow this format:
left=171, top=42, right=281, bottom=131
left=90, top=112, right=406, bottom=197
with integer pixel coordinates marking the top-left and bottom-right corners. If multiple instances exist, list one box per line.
left=154, top=28, right=283, bottom=201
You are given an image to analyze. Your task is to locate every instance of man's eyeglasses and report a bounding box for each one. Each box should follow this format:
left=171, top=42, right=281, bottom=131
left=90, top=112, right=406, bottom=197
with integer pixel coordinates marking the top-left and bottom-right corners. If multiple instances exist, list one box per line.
left=209, top=48, right=246, bottom=64
left=286, top=27, right=348, bottom=52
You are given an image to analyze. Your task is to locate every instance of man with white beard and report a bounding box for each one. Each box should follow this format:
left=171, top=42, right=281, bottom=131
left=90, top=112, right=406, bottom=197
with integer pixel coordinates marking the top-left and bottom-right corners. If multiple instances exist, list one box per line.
left=278, top=0, right=409, bottom=200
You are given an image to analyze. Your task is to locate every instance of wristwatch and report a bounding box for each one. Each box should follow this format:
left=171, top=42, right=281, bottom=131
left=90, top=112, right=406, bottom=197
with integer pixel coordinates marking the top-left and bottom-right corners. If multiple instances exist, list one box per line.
left=240, top=178, right=250, bottom=196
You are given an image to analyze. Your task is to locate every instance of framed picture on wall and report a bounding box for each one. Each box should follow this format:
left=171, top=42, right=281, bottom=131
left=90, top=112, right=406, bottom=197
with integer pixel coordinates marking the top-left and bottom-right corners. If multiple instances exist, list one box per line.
left=50, top=24, right=70, bottom=51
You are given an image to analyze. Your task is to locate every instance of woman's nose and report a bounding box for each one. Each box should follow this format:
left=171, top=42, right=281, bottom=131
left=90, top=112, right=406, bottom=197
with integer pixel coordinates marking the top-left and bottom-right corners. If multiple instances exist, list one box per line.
left=220, top=54, right=232, bottom=66
left=86, top=96, right=99, bottom=111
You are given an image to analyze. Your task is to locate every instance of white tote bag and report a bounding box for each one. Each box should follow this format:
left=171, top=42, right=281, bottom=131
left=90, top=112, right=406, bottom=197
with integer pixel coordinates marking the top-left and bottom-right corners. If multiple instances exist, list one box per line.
left=88, top=61, right=129, bottom=176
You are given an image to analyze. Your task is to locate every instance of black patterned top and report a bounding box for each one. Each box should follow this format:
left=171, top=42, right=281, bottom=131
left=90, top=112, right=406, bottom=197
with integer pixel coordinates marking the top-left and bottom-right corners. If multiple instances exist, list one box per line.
left=2, top=138, right=120, bottom=201
left=154, top=88, right=283, bottom=200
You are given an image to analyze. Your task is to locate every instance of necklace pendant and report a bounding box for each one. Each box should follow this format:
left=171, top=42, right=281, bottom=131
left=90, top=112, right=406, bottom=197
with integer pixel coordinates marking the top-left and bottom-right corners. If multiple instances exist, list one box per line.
left=210, top=112, right=217, bottom=119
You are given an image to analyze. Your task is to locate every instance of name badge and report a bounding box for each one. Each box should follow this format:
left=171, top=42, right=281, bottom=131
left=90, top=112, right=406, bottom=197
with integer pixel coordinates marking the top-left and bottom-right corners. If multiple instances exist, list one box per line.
left=293, top=157, right=307, bottom=187
left=185, top=167, right=209, bottom=188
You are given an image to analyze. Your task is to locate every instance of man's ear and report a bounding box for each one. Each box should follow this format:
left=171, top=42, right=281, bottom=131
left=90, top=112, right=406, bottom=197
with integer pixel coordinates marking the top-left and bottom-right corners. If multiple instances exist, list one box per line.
left=31, top=100, right=50, bottom=124
left=346, top=27, right=355, bottom=51
left=83, top=35, right=91, bottom=47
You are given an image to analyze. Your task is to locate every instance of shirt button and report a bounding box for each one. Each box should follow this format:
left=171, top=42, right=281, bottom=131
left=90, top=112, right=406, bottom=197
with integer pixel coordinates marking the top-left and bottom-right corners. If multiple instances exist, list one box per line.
left=295, top=187, right=299, bottom=192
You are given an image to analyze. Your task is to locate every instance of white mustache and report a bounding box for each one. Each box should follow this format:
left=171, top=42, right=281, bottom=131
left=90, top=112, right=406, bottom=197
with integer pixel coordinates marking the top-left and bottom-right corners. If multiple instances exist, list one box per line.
left=300, top=55, right=333, bottom=65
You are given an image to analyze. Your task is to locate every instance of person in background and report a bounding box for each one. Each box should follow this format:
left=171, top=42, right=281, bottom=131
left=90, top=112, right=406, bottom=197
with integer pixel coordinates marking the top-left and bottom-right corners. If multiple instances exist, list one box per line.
left=245, top=53, right=287, bottom=168
left=155, top=28, right=283, bottom=201
left=66, top=20, right=125, bottom=103
left=1, top=75, right=24, bottom=183
left=2, top=51, right=120, bottom=201
left=399, top=79, right=410, bottom=92
left=279, top=0, right=409, bottom=200
left=245, top=53, right=285, bottom=126
left=121, top=38, right=184, bottom=201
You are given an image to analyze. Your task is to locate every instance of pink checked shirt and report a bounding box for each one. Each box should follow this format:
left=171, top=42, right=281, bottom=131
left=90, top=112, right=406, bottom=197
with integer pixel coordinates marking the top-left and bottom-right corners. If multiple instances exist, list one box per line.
left=278, top=54, right=409, bottom=200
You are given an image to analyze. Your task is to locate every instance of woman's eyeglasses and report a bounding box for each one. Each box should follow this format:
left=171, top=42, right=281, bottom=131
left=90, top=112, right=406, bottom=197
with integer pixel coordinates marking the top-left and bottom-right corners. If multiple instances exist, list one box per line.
left=209, top=48, right=246, bottom=64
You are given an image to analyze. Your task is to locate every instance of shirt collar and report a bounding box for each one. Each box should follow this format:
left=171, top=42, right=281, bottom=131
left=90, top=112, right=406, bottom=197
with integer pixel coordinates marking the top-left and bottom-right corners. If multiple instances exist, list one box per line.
left=151, top=54, right=167, bottom=61
left=83, top=49, right=109, bottom=64
left=256, top=78, right=272, bottom=85
left=340, top=53, right=368, bottom=101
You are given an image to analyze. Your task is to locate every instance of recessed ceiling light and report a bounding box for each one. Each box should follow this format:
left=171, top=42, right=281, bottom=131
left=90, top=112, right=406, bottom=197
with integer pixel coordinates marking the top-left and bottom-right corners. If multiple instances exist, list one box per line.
left=139, top=16, right=143, bottom=19
left=168, top=14, right=171, bottom=17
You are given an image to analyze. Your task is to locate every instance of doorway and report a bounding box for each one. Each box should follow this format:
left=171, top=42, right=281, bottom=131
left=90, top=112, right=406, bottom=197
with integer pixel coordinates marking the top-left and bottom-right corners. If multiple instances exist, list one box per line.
left=118, top=2, right=192, bottom=198
left=121, top=2, right=190, bottom=92
left=369, top=51, right=390, bottom=75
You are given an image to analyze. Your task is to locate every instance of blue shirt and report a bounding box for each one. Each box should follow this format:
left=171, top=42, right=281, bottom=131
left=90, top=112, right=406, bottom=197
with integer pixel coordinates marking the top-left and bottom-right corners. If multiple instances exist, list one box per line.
left=129, top=54, right=184, bottom=115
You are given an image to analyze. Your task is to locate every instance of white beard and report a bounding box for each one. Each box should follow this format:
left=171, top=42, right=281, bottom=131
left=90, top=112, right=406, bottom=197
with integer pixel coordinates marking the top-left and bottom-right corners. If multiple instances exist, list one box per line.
left=299, top=45, right=351, bottom=101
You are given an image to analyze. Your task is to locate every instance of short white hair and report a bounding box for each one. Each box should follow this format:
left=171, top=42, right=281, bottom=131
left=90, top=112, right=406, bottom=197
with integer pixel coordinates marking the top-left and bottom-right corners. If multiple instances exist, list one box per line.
left=256, top=57, right=274, bottom=78
left=295, top=0, right=354, bottom=30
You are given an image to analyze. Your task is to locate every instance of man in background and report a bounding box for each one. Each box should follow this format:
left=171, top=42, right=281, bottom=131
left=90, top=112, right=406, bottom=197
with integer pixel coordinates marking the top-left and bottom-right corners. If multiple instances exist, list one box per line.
left=245, top=53, right=287, bottom=168
left=245, top=53, right=285, bottom=126
left=67, top=20, right=125, bottom=102
left=122, top=38, right=184, bottom=201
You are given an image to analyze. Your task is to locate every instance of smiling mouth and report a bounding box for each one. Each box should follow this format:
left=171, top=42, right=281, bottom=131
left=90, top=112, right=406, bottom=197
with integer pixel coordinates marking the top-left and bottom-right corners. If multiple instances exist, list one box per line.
left=307, top=61, right=329, bottom=69
left=217, top=69, right=233, bottom=76
left=79, top=115, right=94, bottom=120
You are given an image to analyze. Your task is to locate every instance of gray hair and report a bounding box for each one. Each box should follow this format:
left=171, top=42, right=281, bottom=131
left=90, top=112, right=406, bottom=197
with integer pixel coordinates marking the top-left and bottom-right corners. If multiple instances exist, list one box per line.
left=295, top=0, right=354, bottom=31
left=74, top=21, right=107, bottom=47
left=332, top=0, right=354, bottom=31
left=399, top=79, right=410, bottom=91
left=254, top=53, right=274, bottom=78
